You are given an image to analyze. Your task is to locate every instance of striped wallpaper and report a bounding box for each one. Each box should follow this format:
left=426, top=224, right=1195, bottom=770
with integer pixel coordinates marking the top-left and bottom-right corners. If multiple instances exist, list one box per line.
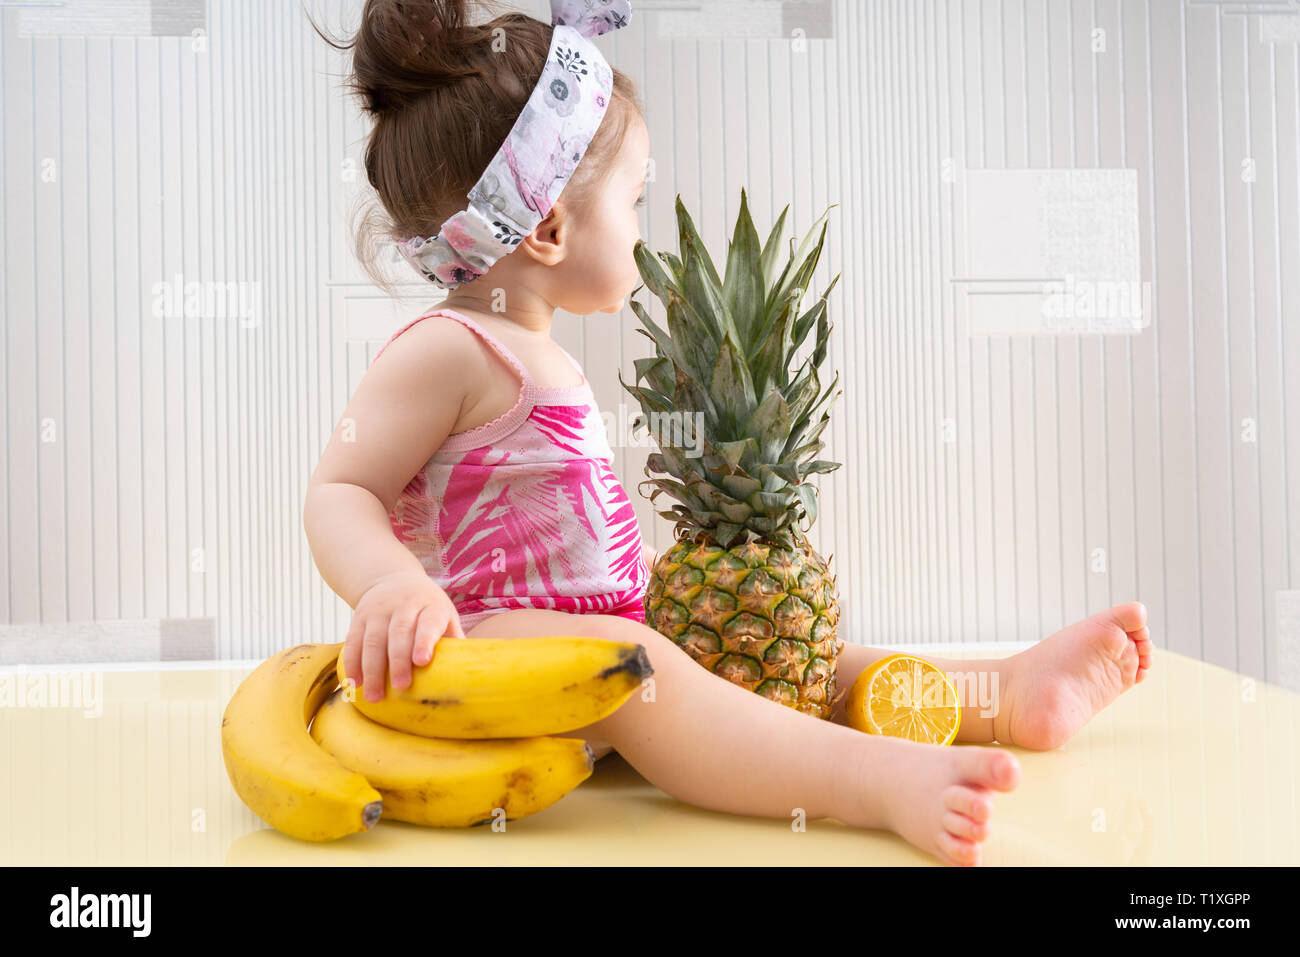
left=1, top=0, right=1297, bottom=687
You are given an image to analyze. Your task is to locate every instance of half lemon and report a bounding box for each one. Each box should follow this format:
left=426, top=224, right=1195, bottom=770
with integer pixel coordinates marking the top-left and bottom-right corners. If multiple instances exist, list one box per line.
left=846, top=653, right=961, bottom=746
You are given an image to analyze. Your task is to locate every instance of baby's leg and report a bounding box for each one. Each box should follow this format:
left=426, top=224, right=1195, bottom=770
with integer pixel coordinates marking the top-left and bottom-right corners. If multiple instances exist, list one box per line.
left=464, top=609, right=1021, bottom=866
left=827, top=642, right=1012, bottom=743
left=830, top=602, right=1154, bottom=750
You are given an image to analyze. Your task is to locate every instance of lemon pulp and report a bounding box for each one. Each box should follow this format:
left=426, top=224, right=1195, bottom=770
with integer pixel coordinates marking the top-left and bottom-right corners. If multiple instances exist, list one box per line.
left=845, top=653, right=961, bottom=746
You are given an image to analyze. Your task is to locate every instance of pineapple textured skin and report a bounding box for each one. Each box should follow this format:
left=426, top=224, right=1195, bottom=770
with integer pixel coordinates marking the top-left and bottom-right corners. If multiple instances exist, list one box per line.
left=645, top=536, right=845, bottom=719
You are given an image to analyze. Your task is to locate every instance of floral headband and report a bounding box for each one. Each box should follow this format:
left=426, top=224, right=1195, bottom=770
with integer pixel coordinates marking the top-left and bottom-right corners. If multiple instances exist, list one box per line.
left=394, top=0, right=633, bottom=289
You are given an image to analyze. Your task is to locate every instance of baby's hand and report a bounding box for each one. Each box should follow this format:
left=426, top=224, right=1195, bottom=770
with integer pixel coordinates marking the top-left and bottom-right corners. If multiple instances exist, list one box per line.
left=341, top=570, right=465, bottom=702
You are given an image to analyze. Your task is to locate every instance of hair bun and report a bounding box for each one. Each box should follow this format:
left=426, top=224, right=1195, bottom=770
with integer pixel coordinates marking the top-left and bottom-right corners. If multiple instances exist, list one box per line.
left=315, top=0, right=505, bottom=116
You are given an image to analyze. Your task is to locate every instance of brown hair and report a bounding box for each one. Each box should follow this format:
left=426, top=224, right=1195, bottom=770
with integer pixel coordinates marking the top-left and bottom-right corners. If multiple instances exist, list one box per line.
left=310, top=0, right=643, bottom=294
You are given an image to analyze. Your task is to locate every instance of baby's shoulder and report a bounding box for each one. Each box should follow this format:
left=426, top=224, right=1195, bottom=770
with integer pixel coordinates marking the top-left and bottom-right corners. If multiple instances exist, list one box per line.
left=363, top=313, right=500, bottom=430
left=375, top=311, right=492, bottom=378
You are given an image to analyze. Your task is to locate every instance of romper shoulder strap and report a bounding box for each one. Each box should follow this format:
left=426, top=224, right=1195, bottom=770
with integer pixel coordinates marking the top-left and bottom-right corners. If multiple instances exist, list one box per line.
left=433, top=310, right=537, bottom=389
left=429, top=309, right=537, bottom=451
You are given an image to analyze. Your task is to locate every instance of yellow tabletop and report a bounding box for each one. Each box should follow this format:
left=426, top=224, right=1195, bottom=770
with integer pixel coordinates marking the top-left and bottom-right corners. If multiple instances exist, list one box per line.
left=1, top=646, right=1296, bottom=866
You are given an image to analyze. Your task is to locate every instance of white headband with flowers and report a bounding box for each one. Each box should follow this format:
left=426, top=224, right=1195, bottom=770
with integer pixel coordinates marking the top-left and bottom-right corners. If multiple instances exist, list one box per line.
left=395, top=0, right=632, bottom=289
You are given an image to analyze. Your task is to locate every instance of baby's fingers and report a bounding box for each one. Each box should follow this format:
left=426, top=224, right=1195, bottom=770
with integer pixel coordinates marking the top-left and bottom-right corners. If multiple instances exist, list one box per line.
left=341, top=614, right=366, bottom=692
left=412, top=605, right=449, bottom=667
left=387, top=609, right=419, bottom=691
left=446, top=608, right=466, bottom=639
left=361, top=615, right=392, bottom=702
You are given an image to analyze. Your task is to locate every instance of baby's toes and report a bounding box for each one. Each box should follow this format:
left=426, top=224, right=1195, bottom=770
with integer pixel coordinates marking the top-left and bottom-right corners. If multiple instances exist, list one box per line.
left=956, top=746, right=1022, bottom=792
left=1107, top=601, right=1148, bottom=633
left=1132, top=627, right=1153, bottom=666
left=1136, top=651, right=1152, bottom=681
left=944, top=783, right=993, bottom=823
left=942, top=810, right=990, bottom=843
left=937, top=830, right=981, bottom=866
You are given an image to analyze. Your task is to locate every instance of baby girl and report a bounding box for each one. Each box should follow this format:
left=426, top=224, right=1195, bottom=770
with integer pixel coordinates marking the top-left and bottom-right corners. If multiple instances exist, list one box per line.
left=304, top=0, right=1152, bottom=866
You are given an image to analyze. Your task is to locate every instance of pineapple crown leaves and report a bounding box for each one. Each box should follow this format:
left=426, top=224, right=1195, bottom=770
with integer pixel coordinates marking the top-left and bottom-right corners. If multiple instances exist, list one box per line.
left=622, top=189, right=845, bottom=550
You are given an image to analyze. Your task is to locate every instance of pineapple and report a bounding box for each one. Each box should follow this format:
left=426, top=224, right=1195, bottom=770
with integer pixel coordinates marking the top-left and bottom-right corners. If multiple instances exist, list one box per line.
left=620, top=189, right=846, bottom=719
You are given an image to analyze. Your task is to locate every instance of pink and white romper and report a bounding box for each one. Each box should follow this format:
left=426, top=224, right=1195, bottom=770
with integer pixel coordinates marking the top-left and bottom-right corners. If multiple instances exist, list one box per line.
left=374, top=308, right=650, bottom=633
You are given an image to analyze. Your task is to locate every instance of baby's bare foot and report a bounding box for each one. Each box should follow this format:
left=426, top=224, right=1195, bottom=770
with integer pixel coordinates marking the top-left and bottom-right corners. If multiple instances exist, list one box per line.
left=998, top=601, right=1152, bottom=750
left=837, top=736, right=1021, bottom=866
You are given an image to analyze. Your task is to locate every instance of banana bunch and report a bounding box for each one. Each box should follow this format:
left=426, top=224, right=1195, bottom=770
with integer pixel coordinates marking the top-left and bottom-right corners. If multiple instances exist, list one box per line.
left=221, top=636, right=652, bottom=841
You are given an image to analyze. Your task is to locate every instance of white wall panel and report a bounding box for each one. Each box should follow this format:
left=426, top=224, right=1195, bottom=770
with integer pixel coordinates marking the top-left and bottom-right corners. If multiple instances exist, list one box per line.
left=1, top=0, right=1297, bottom=686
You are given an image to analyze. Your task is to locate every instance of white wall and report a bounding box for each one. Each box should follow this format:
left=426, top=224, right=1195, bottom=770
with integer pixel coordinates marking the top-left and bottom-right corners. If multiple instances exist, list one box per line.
left=1, top=0, right=1297, bottom=686
left=815, top=0, right=1299, bottom=685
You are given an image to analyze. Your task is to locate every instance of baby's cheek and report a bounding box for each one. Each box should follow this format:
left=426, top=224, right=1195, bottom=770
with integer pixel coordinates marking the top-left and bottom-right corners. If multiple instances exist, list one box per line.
left=623, top=231, right=641, bottom=271
left=623, top=250, right=642, bottom=289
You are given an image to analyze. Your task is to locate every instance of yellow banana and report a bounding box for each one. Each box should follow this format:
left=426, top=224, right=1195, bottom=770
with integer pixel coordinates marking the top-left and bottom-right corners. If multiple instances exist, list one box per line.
left=310, top=689, right=595, bottom=827
left=341, top=635, right=652, bottom=738
left=222, top=642, right=382, bottom=841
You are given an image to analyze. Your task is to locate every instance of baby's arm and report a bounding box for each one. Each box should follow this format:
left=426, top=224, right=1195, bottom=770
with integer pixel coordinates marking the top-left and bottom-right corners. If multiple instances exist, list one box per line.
left=303, top=316, right=478, bottom=693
